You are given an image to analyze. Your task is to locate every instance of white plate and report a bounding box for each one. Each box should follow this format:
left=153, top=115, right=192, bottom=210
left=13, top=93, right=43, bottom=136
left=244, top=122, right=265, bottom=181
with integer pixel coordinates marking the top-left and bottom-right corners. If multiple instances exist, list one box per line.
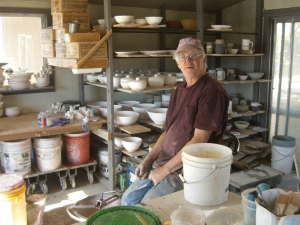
left=140, top=50, right=169, bottom=55
left=211, top=25, right=231, bottom=29
left=115, top=51, right=140, bottom=55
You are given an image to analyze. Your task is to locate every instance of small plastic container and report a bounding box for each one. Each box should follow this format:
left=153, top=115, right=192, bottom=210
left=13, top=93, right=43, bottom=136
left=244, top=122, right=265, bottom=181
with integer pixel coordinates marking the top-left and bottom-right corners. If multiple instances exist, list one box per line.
left=171, top=205, right=206, bottom=225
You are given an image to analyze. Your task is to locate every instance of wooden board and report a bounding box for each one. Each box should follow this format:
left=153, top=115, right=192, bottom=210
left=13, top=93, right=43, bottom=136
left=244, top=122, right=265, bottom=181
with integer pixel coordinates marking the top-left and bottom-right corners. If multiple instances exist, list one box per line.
left=240, top=138, right=270, bottom=149
left=0, top=112, right=105, bottom=141
left=229, top=164, right=283, bottom=191
left=231, top=128, right=258, bottom=136
left=119, top=148, right=148, bottom=157
left=138, top=118, right=164, bottom=130
left=115, top=124, right=151, bottom=134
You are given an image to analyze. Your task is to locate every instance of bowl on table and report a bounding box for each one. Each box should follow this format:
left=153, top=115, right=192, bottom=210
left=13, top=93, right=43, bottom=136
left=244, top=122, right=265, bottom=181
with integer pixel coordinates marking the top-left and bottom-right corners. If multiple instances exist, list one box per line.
left=228, top=49, right=238, bottom=54
left=114, top=133, right=131, bottom=147
left=117, top=100, right=140, bottom=111
left=131, top=103, right=157, bottom=119
left=87, top=101, right=107, bottom=113
left=5, top=106, right=22, bottom=117
left=246, top=72, right=264, bottom=80
left=114, top=15, right=134, bottom=24
left=238, top=75, right=248, bottom=81
left=135, top=18, right=147, bottom=25
left=121, top=137, right=142, bottom=152
left=99, top=105, right=122, bottom=117
left=147, top=108, right=168, bottom=124
left=180, top=19, right=196, bottom=30
left=234, top=121, right=249, bottom=130
left=166, top=21, right=183, bottom=29
left=145, top=17, right=163, bottom=25
left=114, top=111, right=139, bottom=126
left=226, top=123, right=232, bottom=131
left=237, top=104, right=249, bottom=112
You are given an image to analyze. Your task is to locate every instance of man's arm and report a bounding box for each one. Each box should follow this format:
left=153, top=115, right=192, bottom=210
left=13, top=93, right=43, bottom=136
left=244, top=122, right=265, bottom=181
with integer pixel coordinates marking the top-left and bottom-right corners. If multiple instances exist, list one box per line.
left=135, top=131, right=167, bottom=180
left=149, top=128, right=212, bottom=185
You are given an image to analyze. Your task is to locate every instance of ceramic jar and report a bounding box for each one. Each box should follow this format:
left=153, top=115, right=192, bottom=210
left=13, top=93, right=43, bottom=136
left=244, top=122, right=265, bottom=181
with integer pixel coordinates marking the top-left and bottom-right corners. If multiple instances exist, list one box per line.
left=129, top=78, right=147, bottom=91
left=164, top=74, right=177, bottom=86
left=5, top=106, right=22, bottom=117
left=148, top=75, right=164, bottom=88
left=120, top=75, right=135, bottom=88
left=136, top=74, right=148, bottom=82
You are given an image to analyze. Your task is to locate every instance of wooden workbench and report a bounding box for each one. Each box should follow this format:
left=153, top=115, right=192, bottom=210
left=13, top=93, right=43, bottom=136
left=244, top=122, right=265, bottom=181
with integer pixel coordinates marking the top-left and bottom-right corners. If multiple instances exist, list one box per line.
left=0, top=112, right=106, bottom=141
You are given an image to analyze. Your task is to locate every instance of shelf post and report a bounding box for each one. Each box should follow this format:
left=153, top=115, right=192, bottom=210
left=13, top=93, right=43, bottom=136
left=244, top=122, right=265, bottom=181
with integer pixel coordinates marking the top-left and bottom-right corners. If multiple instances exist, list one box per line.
left=104, top=0, right=116, bottom=191
left=196, top=0, right=204, bottom=42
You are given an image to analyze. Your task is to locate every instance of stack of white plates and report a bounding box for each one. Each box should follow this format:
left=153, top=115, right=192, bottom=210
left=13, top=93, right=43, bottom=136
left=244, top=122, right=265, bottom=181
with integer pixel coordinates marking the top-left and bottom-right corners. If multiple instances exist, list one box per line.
left=8, top=72, right=33, bottom=90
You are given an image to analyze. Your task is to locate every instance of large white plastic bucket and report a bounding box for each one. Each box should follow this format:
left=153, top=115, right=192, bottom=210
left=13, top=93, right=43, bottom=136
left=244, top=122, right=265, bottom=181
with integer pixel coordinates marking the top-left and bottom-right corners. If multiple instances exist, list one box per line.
left=181, top=143, right=233, bottom=206
left=2, top=139, right=31, bottom=175
left=98, top=150, right=122, bottom=178
left=34, top=135, right=62, bottom=172
left=271, top=135, right=295, bottom=174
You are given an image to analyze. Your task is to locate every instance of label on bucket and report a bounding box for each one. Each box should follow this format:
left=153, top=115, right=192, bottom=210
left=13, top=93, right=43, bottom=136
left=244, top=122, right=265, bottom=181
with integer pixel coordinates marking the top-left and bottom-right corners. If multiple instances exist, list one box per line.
left=4, top=150, right=31, bottom=174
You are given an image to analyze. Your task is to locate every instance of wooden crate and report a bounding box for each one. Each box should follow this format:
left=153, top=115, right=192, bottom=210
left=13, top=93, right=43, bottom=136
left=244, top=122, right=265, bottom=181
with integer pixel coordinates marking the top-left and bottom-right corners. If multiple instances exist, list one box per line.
left=65, top=41, right=107, bottom=59
left=40, top=28, right=56, bottom=43
left=51, top=0, right=88, bottom=13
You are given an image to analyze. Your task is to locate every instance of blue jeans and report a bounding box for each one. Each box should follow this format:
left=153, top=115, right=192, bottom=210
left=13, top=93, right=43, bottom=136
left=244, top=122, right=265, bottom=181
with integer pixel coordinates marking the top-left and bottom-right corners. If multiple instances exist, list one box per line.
left=121, top=175, right=183, bottom=206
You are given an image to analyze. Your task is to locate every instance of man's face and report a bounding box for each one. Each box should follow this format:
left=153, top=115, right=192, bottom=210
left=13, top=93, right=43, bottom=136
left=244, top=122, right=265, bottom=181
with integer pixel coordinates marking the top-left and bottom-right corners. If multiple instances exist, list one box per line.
left=176, top=51, right=207, bottom=80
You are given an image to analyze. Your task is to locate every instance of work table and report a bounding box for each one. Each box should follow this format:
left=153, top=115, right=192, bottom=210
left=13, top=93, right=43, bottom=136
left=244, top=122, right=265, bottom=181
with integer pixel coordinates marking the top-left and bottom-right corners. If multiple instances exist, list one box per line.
left=0, top=112, right=106, bottom=141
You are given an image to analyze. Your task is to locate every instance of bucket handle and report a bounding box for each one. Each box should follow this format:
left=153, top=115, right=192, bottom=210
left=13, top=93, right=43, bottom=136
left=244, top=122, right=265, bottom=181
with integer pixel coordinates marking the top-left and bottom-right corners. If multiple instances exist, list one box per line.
left=272, top=146, right=295, bottom=162
left=179, top=165, right=218, bottom=184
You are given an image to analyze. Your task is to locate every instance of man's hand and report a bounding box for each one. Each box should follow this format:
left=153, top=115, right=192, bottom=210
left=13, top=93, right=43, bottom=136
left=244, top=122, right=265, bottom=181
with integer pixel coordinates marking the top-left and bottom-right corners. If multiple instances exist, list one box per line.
left=149, top=167, right=168, bottom=185
left=135, top=159, right=152, bottom=180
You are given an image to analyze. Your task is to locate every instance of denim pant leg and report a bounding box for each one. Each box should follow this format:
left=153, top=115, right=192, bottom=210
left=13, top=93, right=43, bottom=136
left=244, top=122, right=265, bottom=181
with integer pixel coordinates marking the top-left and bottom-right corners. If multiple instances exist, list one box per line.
left=121, top=178, right=154, bottom=206
left=141, top=176, right=183, bottom=203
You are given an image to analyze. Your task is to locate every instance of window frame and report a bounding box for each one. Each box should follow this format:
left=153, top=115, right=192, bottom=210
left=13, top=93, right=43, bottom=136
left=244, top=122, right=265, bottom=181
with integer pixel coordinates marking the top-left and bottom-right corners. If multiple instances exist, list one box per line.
left=0, top=7, right=55, bottom=95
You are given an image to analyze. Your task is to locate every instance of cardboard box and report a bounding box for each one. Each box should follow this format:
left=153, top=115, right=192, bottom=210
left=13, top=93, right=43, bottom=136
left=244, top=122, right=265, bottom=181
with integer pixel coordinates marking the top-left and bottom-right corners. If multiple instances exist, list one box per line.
left=52, top=12, right=90, bottom=32
left=51, top=0, right=88, bottom=13
left=47, top=57, right=108, bottom=69
left=55, top=28, right=66, bottom=43
left=64, top=32, right=100, bottom=42
left=65, top=41, right=107, bottom=59
left=55, top=42, right=67, bottom=58
left=42, top=43, right=55, bottom=58
left=41, top=28, right=56, bottom=43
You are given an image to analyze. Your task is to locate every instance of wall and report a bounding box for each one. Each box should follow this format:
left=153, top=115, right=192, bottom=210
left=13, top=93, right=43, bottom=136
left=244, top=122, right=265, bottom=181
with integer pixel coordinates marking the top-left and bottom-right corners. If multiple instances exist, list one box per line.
left=264, top=0, right=300, bottom=10
left=1, top=0, right=257, bottom=114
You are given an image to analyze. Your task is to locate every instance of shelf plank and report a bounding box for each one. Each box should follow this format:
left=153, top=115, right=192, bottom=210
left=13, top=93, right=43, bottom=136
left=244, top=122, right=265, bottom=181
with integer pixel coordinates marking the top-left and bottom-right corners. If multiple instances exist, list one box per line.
left=247, top=126, right=268, bottom=132
left=0, top=112, right=105, bottom=141
left=207, top=53, right=264, bottom=57
left=229, top=110, right=265, bottom=118
left=138, top=118, right=164, bottom=130
left=118, top=148, right=148, bottom=157
left=240, top=138, right=270, bottom=149
left=231, top=128, right=258, bottom=136
left=116, top=85, right=179, bottom=93
left=115, top=124, right=151, bottom=134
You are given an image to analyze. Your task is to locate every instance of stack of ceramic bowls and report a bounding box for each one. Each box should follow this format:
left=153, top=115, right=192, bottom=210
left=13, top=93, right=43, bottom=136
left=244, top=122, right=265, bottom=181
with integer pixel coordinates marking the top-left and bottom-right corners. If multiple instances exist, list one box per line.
left=0, top=64, right=6, bottom=88
left=8, top=72, right=33, bottom=90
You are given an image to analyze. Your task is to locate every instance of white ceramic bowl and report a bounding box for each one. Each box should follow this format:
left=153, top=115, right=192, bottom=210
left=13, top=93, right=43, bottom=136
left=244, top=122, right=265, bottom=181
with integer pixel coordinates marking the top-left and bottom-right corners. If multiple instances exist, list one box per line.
left=87, top=101, right=107, bottom=113
left=234, top=121, right=249, bottom=130
left=237, top=105, right=249, bottom=112
left=114, top=133, right=131, bottom=147
left=114, top=111, right=139, bottom=126
left=145, top=16, right=163, bottom=25
left=99, top=105, right=122, bottom=117
left=135, top=18, right=147, bottom=25
left=121, top=137, right=142, bottom=152
left=114, top=15, right=134, bottom=24
left=164, top=74, right=177, bottom=86
left=117, top=101, right=140, bottom=111
left=246, top=72, right=264, bottom=80
left=228, top=49, right=238, bottom=54
left=97, top=19, right=105, bottom=24
left=5, top=106, right=21, bottom=117
left=147, top=108, right=168, bottom=124
left=238, top=75, right=248, bottom=81
left=131, top=103, right=157, bottom=119
left=226, top=123, right=232, bottom=131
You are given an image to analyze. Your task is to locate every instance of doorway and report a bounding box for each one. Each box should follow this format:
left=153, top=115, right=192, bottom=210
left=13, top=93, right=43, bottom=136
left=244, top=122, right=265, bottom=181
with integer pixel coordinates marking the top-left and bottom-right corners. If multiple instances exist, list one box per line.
left=269, top=17, right=300, bottom=159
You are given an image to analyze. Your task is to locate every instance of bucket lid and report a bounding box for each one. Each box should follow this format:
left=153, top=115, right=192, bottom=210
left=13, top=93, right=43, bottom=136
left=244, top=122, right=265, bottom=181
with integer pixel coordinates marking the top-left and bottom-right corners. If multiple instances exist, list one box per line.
left=86, top=206, right=162, bottom=225
left=0, top=173, right=25, bottom=193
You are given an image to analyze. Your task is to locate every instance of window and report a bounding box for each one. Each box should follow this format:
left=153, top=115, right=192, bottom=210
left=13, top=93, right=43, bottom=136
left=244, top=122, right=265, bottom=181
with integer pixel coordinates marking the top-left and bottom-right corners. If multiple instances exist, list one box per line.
left=0, top=8, right=54, bottom=95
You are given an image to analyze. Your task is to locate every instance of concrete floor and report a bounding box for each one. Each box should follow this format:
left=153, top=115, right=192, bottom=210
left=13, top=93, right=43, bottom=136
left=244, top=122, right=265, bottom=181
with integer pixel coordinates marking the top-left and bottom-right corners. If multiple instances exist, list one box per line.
left=39, top=166, right=299, bottom=225
left=41, top=169, right=109, bottom=225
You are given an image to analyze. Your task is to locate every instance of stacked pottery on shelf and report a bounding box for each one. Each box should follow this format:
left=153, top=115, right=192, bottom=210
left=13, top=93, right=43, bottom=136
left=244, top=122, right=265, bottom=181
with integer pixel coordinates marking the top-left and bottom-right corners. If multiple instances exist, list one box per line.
left=0, top=94, right=3, bottom=118
left=7, top=69, right=33, bottom=90
left=0, top=63, right=7, bottom=89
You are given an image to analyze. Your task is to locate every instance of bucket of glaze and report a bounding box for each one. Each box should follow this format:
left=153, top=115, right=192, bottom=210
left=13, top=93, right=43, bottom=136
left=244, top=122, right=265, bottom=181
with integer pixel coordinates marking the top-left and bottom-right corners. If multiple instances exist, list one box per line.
left=2, top=139, right=31, bottom=175
left=34, top=135, right=62, bottom=172
left=181, top=143, right=233, bottom=206
left=98, top=150, right=122, bottom=178
left=171, top=205, right=206, bottom=225
left=0, top=173, right=27, bottom=225
left=271, top=135, right=295, bottom=174
left=64, top=131, right=90, bottom=166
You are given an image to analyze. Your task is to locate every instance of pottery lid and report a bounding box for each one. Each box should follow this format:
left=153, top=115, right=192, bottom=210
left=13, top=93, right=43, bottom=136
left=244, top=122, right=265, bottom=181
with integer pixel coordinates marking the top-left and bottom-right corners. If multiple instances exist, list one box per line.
left=0, top=173, right=25, bottom=193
